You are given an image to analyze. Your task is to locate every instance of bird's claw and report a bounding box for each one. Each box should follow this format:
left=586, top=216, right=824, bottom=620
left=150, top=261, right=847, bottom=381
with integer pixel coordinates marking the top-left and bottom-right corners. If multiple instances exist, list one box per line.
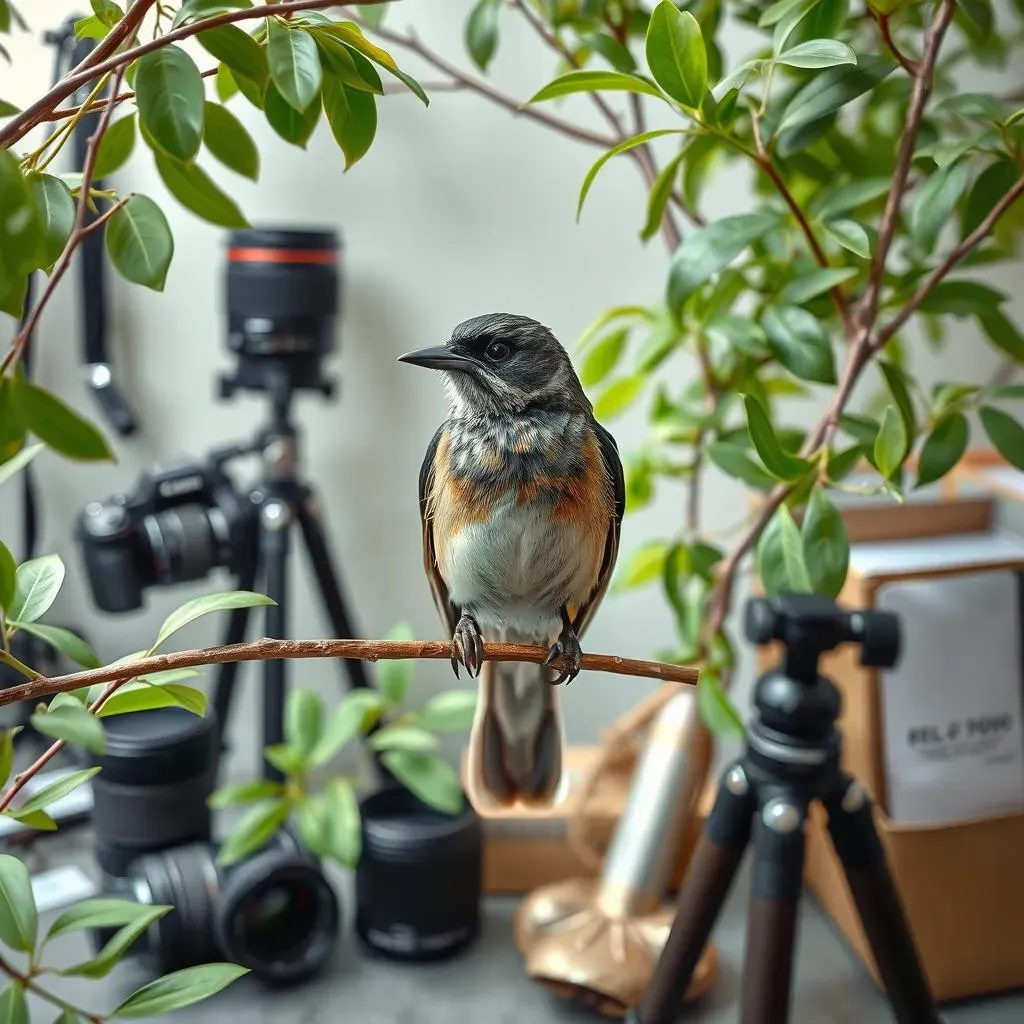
left=544, top=628, right=582, bottom=686
left=452, top=613, right=484, bottom=678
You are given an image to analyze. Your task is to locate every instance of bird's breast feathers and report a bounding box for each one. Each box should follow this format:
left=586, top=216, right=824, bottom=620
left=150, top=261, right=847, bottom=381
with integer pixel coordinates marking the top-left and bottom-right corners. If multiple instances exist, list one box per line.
left=427, top=419, right=613, bottom=634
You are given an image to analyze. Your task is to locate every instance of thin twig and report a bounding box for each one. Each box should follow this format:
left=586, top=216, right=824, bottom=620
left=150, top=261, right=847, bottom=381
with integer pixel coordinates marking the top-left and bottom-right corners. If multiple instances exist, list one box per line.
left=0, top=952, right=104, bottom=1024
left=0, top=0, right=385, bottom=150
left=872, top=10, right=920, bottom=75
left=0, top=66, right=128, bottom=377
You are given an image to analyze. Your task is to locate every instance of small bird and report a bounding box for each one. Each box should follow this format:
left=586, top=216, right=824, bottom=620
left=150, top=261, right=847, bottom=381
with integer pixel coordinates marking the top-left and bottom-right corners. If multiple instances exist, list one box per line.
left=399, top=313, right=625, bottom=811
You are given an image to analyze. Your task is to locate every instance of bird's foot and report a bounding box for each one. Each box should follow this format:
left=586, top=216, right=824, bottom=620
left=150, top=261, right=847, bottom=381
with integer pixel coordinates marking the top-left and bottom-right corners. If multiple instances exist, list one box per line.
left=544, top=622, right=582, bottom=686
left=452, top=613, right=484, bottom=679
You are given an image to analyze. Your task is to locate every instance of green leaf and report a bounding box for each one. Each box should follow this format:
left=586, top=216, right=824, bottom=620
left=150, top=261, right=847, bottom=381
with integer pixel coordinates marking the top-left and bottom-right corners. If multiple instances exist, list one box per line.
left=810, top=177, right=891, bottom=220
left=990, top=385, right=1024, bottom=400
left=197, top=24, right=267, bottom=88
left=777, top=54, right=894, bottom=134
left=979, top=406, right=1024, bottom=470
left=962, top=158, right=1022, bottom=239
left=215, top=64, right=239, bottom=102
left=5, top=808, right=57, bottom=832
left=173, top=0, right=253, bottom=28
left=369, top=724, right=438, bottom=752
left=576, top=128, right=685, bottom=221
left=822, top=218, right=871, bottom=258
left=314, top=35, right=383, bottom=93
left=0, top=854, right=37, bottom=954
left=266, top=20, right=321, bottom=111
left=321, top=76, right=376, bottom=169
left=0, top=542, right=14, bottom=613
left=705, top=441, right=776, bottom=491
left=0, top=444, right=42, bottom=491
left=263, top=744, right=304, bottom=776
left=801, top=485, right=849, bottom=597
left=113, top=963, right=249, bottom=1016
left=12, top=380, right=114, bottom=462
left=878, top=360, right=917, bottom=438
left=217, top=798, right=290, bottom=866
left=314, top=23, right=427, bottom=106
left=696, top=672, right=744, bottom=738
left=9, top=621, right=100, bottom=668
left=413, top=689, right=477, bottom=731
left=8, top=554, right=65, bottom=624
left=528, top=69, right=665, bottom=104
left=93, top=679, right=207, bottom=718
left=105, top=194, right=174, bottom=291
left=916, top=413, right=969, bottom=488
left=30, top=701, right=105, bottom=755
left=0, top=984, right=27, bottom=1024
left=773, top=38, right=857, bottom=69
left=615, top=541, right=669, bottom=589
left=93, top=115, right=136, bottom=179
left=910, top=158, right=972, bottom=255
left=208, top=778, right=283, bottom=809
left=873, top=405, right=908, bottom=478
left=0, top=729, right=16, bottom=790
left=45, top=898, right=168, bottom=944
left=203, top=102, right=259, bottom=180
left=323, top=777, right=361, bottom=867
left=29, top=173, right=74, bottom=269
left=593, top=375, right=645, bottom=420
left=135, top=45, right=205, bottom=161
left=0, top=100, right=19, bottom=116
left=641, top=149, right=685, bottom=242
left=645, top=1, right=706, bottom=107
left=285, top=688, right=324, bottom=758
left=0, top=150, right=42, bottom=285
left=919, top=280, right=1006, bottom=317
left=153, top=590, right=274, bottom=651
left=465, top=0, right=500, bottom=72
left=16, top=767, right=100, bottom=817
left=91, top=0, right=124, bottom=26
left=743, top=394, right=813, bottom=480
left=380, top=750, right=464, bottom=816
left=667, top=211, right=779, bottom=313
left=978, top=308, right=1024, bottom=363
left=757, top=505, right=813, bottom=597
left=154, top=152, right=249, bottom=229
left=935, top=91, right=1001, bottom=120
left=580, top=328, right=628, bottom=387
left=265, top=80, right=321, bottom=147
left=777, top=267, right=857, bottom=306
left=761, top=306, right=836, bottom=384
left=60, top=905, right=171, bottom=979
left=307, top=690, right=385, bottom=767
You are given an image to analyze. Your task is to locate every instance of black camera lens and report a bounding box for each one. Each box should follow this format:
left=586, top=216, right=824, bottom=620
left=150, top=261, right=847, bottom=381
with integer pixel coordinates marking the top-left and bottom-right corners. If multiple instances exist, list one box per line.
left=355, top=785, right=483, bottom=962
left=142, top=504, right=222, bottom=586
left=89, top=707, right=219, bottom=878
left=226, top=227, right=340, bottom=359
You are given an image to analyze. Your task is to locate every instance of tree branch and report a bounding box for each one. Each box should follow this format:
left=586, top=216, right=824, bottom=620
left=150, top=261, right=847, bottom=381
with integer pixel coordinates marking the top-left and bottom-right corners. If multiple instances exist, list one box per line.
left=0, top=952, right=104, bottom=1024
left=0, top=0, right=385, bottom=150
left=0, top=638, right=700, bottom=709
left=871, top=9, right=920, bottom=76
left=856, top=0, right=957, bottom=336
left=873, top=175, right=1024, bottom=350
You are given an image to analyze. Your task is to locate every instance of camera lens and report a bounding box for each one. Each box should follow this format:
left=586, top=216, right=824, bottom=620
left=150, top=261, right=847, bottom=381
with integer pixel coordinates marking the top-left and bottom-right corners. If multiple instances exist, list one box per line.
left=355, top=786, right=483, bottom=962
left=89, top=707, right=219, bottom=878
left=226, top=227, right=340, bottom=358
left=142, top=504, right=222, bottom=585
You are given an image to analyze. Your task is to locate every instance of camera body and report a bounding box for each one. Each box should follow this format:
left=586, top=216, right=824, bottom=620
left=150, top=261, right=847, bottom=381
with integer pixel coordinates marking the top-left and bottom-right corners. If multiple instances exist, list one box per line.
left=76, top=454, right=252, bottom=613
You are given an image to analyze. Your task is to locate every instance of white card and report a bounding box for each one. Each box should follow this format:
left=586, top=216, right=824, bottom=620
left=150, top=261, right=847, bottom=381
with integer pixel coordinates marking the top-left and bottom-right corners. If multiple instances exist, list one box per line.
left=877, top=570, right=1024, bottom=825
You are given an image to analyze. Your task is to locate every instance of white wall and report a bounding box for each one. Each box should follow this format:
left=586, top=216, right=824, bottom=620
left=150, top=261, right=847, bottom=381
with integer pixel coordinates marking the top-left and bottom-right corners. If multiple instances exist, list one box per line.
left=1, top=2, right=1015, bottom=776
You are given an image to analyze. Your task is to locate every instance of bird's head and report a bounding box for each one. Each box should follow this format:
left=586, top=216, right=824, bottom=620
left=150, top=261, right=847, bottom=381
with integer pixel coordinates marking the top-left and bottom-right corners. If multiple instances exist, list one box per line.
left=398, top=313, right=590, bottom=416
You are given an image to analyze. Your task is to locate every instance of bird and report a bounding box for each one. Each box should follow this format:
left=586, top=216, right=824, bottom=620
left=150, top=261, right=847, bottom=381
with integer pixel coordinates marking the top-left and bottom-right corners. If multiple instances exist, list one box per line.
left=398, top=313, right=625, bottom=811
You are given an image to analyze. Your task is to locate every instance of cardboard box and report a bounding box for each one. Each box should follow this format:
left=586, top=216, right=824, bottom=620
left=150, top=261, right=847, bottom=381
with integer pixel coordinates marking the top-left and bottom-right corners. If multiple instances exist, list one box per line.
left=756, top=496, right=1024, bottom=1002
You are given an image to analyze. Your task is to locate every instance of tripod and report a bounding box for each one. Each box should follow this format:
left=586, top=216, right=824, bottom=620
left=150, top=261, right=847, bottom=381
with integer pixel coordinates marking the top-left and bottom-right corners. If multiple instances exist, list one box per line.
left=209, top=359, right=379, bottom=784
left=625, top=593, right=943, bottom=1024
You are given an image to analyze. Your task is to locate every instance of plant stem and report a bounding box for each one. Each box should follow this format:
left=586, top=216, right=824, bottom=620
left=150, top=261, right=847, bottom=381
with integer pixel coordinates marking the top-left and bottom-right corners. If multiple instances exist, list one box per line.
left=0, top=0, right=383, bottom=150
left=0, top=650, right=39, bottom=680
left=0, top=953, right=104, bottom=1024
left=872, top=10, right=920, bottom=76
left=0, top=638, right=700, bottom=710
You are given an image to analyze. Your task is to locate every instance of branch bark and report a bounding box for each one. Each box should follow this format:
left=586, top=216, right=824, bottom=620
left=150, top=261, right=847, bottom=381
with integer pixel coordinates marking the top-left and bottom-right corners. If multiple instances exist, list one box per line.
left=0, top=637, right=700, bottom=709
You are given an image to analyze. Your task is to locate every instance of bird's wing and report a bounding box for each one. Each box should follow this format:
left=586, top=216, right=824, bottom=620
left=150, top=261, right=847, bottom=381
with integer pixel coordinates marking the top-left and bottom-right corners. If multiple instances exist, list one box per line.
left=419, top=423, right=460, bottom=638
left=573, top=419, right=626, bottom=639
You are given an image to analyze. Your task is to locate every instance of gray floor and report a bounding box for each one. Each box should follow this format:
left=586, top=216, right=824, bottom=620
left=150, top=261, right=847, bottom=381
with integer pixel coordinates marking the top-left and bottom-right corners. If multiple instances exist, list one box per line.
left=15, top=828, right=1024, bottom=1024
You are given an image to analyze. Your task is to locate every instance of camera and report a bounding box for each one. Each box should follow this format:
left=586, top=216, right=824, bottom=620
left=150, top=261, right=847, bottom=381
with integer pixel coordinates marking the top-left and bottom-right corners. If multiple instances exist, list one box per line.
left=89, top=706, right=340, bottom=985
left=75, top=453, right=252, bottom=614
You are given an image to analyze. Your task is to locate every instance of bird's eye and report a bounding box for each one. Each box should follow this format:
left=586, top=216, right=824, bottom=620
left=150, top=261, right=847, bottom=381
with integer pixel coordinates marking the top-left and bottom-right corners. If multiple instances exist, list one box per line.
left=485, top=340, right=511, bottom=361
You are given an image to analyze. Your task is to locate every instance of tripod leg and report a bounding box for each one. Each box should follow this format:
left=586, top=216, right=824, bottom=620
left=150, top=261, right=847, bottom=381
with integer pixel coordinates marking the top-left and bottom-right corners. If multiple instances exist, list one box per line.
left=260, top=499, right=292, bottom=783
left=740, top=792, right=809, bottom=1024
left=823, top=775, right=942, bottom=1024
left=211, top=525, right=260, bottom=753
left=628, top=761, right=757, bottom=1024
left=295, top=493, right=373, bottom=694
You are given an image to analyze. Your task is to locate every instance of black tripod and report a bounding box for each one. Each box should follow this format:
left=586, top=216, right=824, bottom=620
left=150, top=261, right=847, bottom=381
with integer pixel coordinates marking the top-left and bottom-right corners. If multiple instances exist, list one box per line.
left=626, top=593, right=943, bottom=1024
left=208, top=358, right=379, bottom=784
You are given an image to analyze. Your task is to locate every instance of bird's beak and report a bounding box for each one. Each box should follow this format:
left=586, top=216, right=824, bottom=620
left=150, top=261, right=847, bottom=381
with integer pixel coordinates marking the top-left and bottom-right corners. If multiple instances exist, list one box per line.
left=398, top=345, right=475, bottom=372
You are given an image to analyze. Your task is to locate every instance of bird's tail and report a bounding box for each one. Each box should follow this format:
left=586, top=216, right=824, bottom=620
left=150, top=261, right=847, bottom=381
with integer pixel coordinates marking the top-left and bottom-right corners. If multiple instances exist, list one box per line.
left=465, top=654, right=565, bottom=813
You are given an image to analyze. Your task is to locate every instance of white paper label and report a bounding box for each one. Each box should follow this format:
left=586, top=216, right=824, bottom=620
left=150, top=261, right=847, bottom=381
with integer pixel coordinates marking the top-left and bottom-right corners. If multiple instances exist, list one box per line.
left=878, top=570, right=1024, bottom=825
left=31, top=865, right=96, bottom=914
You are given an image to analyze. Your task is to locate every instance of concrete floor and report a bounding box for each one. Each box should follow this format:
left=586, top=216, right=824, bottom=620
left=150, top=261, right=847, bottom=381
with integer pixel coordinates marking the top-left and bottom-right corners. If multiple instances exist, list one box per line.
left=16, top=831, right=1024, bottom=1024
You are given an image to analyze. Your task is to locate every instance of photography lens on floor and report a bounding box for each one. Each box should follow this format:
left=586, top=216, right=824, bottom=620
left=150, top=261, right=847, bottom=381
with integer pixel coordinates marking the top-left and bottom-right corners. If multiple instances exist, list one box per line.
left=355, top=785, right=484, bottom=962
